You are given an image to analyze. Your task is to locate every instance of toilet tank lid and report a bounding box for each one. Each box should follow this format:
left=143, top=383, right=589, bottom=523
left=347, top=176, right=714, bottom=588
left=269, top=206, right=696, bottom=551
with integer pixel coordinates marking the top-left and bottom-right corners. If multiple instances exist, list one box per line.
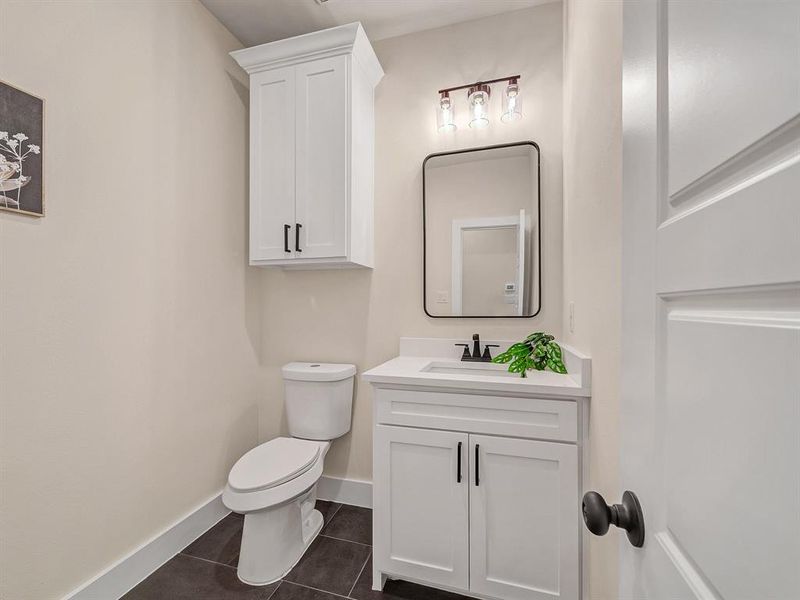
left=282, top=362, right=357, bottom=382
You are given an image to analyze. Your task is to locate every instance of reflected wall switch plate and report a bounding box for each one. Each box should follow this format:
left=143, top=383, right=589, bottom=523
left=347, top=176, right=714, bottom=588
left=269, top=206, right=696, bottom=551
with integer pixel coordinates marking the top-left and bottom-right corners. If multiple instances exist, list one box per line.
left=436, top=291, right=449, bottom=303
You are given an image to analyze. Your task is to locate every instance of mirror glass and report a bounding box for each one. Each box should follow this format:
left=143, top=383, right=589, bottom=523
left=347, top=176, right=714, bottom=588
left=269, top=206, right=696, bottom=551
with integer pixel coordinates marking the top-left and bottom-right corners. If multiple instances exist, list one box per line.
left=424, top=142, right=540, bottom=317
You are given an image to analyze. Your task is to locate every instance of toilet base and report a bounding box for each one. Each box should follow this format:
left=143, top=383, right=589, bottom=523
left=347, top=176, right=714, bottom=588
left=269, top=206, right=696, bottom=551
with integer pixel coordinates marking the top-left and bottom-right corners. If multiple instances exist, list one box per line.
left=236, top=487, right=323, bottom=586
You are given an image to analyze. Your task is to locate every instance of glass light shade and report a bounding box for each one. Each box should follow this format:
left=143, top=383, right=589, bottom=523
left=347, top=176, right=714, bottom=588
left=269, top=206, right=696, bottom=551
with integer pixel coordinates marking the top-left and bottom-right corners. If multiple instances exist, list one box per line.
left=468, top=86, right=490, bottom=129
left=501, top=81, right=522, bottom=123
left=437, top=93, right=456, bottom=132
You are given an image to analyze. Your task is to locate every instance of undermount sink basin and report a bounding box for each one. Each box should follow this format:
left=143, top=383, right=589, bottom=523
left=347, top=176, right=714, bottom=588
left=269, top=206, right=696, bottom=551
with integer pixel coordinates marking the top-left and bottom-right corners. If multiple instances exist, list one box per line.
left=421, top=361, right=521, bottom=378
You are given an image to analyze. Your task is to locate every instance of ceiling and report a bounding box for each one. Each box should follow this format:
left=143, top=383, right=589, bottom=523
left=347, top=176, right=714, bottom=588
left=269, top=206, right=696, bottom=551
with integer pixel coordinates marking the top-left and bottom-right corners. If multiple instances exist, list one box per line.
left=201, top=0, right=557, bottom=47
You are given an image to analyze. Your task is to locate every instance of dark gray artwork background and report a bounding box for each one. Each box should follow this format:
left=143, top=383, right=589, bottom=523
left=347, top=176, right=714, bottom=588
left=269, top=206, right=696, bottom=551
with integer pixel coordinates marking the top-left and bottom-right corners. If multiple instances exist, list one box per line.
left=1, top=82, right=44, bottom=215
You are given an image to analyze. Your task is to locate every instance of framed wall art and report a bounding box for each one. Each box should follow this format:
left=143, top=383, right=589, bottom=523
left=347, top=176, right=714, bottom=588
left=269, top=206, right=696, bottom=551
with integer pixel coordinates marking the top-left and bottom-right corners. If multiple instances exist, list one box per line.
left=1, top=80, right=44, bottom=217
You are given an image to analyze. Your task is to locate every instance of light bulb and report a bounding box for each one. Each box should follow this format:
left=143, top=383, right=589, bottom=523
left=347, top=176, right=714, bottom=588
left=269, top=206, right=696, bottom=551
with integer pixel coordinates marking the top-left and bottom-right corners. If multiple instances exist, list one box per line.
left=501, top=79, right=522, bottom=123
left=468, top=84, right=490, bottom=129
left=436, top=92, right=456, bottom=132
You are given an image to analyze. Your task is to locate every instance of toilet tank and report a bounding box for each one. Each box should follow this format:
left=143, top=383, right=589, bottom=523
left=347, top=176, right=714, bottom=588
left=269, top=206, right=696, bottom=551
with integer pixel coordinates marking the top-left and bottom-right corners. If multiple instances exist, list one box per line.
left=282, top=362, right=356, bottom=440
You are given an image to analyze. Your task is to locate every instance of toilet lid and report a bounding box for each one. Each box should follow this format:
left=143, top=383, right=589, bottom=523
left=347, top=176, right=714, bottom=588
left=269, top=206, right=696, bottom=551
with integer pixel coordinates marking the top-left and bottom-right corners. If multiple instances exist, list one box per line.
left=228, top=437, right=321, bottom=493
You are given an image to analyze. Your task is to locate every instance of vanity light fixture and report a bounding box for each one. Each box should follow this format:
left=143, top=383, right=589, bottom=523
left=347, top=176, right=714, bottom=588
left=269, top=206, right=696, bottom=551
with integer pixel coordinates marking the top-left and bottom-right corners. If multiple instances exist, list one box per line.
left=437, top=91, right=457, bottom=132
left=501, top=78, right=522, bottom=123
left=467, top=84, right=491, bottom=128
left=436, top=75, right=521, bottom=132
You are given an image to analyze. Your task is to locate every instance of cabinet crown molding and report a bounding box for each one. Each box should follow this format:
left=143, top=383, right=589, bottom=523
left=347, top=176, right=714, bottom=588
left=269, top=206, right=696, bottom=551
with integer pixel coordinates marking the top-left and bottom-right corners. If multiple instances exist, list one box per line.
left=230, top=21, right=384, bottom=85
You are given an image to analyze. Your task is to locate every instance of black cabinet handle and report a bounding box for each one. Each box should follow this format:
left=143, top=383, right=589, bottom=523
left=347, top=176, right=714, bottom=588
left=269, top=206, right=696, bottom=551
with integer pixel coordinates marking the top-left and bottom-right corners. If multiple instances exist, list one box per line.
left=295, top=223, right=303, bottom=252
left=284, top=224, right=291, bottom=253
left=456, top=442, right=462, bottom=483
left=475, top=444, right=480, bottom=486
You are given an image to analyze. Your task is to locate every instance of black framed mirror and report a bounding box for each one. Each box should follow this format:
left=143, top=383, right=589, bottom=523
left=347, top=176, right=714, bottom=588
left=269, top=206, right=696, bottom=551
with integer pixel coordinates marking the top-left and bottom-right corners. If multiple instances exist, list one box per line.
left=423, top=141, right=541, bottom=318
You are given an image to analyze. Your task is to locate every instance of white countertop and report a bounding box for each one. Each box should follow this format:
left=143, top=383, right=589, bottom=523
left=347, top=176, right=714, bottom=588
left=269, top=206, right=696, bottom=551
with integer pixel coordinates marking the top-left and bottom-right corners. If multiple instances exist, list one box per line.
left=362, top=337, right=591, bottom=398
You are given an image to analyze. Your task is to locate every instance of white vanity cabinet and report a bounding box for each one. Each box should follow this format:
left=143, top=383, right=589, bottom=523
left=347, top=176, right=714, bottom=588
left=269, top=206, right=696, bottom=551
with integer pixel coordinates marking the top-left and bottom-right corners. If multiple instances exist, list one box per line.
left=374, top=424, right=579, bottom=600
left=365, top=339, right=591, bottom=600
left=373, top=426, right=470, bottom=590
left=231, top=23, right=383, bottom=268
left=373, top=401, right=581, bottom=600
left=468, top=435, right=578, bottom=600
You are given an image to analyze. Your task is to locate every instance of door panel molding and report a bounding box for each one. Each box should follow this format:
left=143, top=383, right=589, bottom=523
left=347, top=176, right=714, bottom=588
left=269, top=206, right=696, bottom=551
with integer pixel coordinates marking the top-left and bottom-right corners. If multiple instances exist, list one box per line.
left=655, top=531, right=722, bottom=600
left=666, top=1, right=800, bottom=195
left=667, top=114, right=800, bottom=215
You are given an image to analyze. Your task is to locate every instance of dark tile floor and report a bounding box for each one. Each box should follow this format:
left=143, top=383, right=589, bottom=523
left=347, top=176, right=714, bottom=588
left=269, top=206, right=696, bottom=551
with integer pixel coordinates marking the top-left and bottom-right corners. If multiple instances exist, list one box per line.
left=123, top=502, right=471, bottom=600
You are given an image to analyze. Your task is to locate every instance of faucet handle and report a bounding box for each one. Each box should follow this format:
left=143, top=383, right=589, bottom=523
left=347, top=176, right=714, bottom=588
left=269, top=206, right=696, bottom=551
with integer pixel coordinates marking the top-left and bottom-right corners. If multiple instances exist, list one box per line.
left=455, top=343, right=471, bottom=360
left=482, top=344, right=500, bottom=361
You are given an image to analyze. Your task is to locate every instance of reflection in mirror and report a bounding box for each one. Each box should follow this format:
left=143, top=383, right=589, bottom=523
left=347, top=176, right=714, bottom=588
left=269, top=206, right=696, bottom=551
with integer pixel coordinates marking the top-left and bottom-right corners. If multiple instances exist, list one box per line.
left=424, top=142, right=540, bottom=317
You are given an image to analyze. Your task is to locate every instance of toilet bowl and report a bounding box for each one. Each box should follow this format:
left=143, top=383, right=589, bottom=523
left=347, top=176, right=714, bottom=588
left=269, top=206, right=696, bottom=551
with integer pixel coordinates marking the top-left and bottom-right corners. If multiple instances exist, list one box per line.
left=222, top=362, right=355, bottom=586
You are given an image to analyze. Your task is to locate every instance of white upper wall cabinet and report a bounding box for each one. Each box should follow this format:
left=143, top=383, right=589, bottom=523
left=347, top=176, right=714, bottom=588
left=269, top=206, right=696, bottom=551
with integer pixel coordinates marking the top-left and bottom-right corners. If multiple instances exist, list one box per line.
left=231, top=23, right=384, bottom=268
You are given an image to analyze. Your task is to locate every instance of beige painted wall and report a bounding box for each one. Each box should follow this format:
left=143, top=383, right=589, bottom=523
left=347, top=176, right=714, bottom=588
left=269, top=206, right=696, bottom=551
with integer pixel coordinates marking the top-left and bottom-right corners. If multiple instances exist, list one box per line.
left=257, top=3, right=564, bottom=481
left=0, top=2, right=259, bottom=598
left=562, top=1, right=623, bottom=598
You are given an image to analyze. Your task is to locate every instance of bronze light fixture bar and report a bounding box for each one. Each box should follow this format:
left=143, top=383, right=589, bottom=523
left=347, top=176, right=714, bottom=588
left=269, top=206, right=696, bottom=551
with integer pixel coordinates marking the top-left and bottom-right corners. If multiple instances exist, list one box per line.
left=436, top=75, right=523, bottom=131
left=437, top=74, right=521, bottom=95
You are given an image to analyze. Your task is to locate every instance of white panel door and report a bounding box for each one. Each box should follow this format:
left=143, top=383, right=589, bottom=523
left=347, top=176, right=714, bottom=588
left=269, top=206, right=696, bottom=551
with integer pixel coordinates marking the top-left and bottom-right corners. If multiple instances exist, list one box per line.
left=250, top=66, right=296, bottom=261
left=294, top=55, right=348, bottom=259
left=374, top=425, right=469, bottom=591
left=621, top=1, right=800, bottom=599
left=470, top=436, right=578, bottom=600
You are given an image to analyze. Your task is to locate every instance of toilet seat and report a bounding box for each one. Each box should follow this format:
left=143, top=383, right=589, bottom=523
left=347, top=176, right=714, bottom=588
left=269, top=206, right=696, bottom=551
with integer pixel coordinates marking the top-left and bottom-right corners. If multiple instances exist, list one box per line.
left=223, top=439, right=330, bottom=514
left=228, top=437, right=321, bottom=493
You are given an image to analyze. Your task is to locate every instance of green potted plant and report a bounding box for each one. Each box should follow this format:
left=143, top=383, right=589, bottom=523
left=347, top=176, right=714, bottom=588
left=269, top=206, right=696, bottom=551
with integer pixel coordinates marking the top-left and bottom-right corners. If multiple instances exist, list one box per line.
left=492, top=332, right=567, bottom=377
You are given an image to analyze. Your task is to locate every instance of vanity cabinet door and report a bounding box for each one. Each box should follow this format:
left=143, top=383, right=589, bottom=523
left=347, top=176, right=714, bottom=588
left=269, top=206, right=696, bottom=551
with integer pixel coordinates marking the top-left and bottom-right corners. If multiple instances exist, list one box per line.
left=374, top=425, right=469, bottom=591
left=249, top=65, right=296, bottom=262
left=469, top=436, right=579, bottom=600
left=294, top=55, right=348, bottom=259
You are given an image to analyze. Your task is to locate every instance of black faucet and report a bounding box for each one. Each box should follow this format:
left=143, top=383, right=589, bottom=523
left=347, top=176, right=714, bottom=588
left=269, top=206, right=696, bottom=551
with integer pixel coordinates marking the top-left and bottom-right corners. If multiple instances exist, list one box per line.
left=455, top=334, right=500, bottom=363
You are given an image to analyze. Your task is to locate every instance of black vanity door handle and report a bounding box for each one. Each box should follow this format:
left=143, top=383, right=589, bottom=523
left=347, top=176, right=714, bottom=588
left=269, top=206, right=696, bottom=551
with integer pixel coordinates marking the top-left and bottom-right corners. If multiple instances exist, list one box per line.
left=456, top=442, right=462, bottom=483
left=295, top=223, right=303, bottom=252
left=284, top=224, right=291, bottom=253
left=474, top=444, right=480, bottom=486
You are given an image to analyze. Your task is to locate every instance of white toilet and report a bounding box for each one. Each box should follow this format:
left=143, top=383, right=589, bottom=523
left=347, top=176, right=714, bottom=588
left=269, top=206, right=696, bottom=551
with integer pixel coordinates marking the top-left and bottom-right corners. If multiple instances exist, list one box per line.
left=222, top=362, right=356, bottom=586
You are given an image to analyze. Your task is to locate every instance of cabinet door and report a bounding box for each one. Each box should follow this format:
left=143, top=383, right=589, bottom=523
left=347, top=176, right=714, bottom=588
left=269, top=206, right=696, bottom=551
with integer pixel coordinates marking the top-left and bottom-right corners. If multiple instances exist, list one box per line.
left=470, top=436, right=578, bottom=600
left=374, top=425, right=469, bottom=591
left=249, top=65, right=296, bottom=262
left=294, top=55, right=348, bottom=259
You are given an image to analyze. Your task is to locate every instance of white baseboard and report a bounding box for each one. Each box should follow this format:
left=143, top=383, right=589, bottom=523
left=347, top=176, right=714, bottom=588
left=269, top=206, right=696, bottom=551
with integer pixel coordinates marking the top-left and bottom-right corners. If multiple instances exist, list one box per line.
left=63, top=491, right=229, bottom=600
left=316, top=475, right=372, bottom=508
left=61, top=477, right=370, bottom=599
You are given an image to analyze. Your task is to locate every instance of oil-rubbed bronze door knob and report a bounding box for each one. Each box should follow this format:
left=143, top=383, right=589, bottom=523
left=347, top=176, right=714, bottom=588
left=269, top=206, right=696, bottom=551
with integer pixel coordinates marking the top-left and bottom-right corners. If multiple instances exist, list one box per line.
left=582, top=490, right=645, bottom=548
